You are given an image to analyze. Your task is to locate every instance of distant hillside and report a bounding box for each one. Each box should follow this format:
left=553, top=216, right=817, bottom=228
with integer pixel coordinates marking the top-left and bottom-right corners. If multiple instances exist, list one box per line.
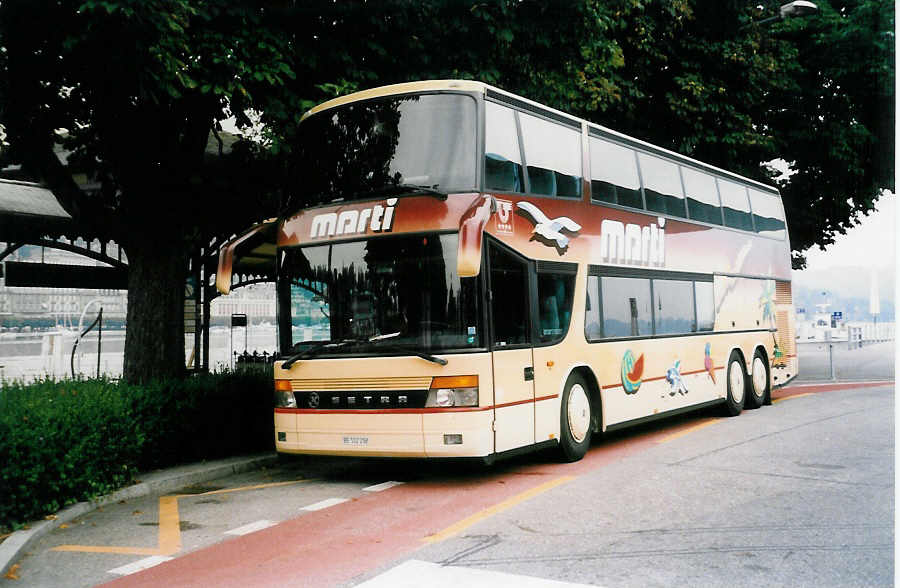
left=792, top=265, right=895, bottom=302
left=792, top=266, right=895, bottom=322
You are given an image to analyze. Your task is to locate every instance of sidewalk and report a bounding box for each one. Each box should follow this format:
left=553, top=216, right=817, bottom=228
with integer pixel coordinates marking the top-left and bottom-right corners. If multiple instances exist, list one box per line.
left=0, top=453, right=277, bottom=577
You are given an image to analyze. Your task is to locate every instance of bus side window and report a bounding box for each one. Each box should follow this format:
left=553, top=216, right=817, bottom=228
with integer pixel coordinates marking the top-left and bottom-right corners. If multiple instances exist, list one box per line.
left=589, top=137, right=642, bottom=209
left=694, top=281, right=715, bottom=331
left=638, top=153, right=686, bottom=219
left=484, top=102, right=524, bottom=193
left=519, top=111, right=582, bottom=198
left=652, top=279, right=695, bottom=335
left=719, top=180, right=754, bottom=231
left=584, top=274, right=603, bottom=341
left=682, top=167, right=723, bottom=225
left=748, top=189, right=787, bottom=240
left=537, top=272, right=575, bottom=344
left=601, top=276, right=652, bottom=337
left=489, top=244, right=530, bottom=346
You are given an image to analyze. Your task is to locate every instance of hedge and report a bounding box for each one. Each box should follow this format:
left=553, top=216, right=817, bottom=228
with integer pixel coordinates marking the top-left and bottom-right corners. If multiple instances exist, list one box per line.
left=0, top=369, right=273, bottom=531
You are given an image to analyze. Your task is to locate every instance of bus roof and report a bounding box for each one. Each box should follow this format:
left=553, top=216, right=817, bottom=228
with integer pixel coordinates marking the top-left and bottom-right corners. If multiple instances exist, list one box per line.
left=300, top=79, right=780, bottom=196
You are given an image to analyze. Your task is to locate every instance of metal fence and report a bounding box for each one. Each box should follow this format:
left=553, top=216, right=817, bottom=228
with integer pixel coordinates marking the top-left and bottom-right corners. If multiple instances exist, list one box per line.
left=795, top=340, right=895, bottom=383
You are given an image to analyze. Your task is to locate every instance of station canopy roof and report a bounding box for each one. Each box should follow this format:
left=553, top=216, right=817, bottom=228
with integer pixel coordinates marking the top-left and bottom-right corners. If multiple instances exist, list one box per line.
left=0, top=179, right=73, bottom=239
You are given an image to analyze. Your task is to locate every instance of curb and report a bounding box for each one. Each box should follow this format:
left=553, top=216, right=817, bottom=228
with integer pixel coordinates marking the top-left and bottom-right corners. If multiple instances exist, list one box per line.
left=0, top=452, right=278, bottom=577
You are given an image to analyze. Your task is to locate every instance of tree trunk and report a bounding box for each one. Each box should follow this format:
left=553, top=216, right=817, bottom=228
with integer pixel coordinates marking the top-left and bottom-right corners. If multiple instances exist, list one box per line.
left=122, top=240, right=186, bottom=383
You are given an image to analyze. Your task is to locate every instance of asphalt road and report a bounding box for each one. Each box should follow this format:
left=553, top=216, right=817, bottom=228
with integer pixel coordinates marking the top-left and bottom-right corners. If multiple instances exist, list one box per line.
left=2, top=383, right=893, bottom=587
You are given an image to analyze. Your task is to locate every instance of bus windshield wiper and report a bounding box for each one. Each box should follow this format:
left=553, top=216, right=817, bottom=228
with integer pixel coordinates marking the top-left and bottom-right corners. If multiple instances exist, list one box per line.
left=363, top=183, right=447, bottom=200
left=366, top=332, right=448, bottom=366
left=281, top=339, right=358, bottom=370
left=282, top=334, right=448, bottom=368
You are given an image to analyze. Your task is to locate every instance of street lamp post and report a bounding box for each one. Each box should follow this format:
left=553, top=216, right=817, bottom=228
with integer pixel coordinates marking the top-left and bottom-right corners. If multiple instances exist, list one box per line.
left=752, top=1, right=819, bottom=27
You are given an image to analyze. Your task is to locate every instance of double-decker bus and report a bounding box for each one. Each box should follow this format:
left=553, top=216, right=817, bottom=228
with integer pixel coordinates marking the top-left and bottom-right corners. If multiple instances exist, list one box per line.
left=218, top=80, right=797, bottom=463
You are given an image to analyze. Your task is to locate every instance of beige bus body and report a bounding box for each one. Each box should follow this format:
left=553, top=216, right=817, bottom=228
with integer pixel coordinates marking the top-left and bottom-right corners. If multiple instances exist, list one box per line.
left=226, top=80, right=798, bottom=461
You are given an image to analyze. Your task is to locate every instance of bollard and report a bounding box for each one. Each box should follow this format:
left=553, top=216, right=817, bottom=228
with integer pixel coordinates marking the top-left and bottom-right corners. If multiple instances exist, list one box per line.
left=825, top=331, right=835, bottom=381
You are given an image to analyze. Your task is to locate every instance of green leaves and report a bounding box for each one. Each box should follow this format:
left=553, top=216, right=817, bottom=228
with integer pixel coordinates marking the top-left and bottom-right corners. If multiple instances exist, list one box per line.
left=0, top=371, right=274, bottom=531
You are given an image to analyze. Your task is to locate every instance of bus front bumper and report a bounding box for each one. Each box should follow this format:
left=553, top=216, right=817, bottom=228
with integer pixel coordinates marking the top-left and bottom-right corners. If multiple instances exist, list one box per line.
left=274, top=409, right=494, bottom=458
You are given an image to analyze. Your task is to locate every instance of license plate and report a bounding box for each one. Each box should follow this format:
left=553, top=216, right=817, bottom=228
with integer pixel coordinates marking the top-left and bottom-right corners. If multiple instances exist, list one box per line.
left=343, top=436, right=369, bottom=446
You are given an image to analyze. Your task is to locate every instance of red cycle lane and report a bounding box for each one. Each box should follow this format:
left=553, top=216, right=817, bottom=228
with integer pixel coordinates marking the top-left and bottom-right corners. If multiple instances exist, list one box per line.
left=101, top=380, right=892, bottom=588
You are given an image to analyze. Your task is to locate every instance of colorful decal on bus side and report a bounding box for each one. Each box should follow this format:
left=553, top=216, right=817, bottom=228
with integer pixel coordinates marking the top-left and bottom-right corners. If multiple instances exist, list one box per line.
left=665, top=360, right=689, bottom=397
left=704, top=342, right=716, bottom=384
left=621, top=350, right=644, bottom=394
left=759, top=280, right=775, bottom=325
left=516, top=201, right=582, bottom=250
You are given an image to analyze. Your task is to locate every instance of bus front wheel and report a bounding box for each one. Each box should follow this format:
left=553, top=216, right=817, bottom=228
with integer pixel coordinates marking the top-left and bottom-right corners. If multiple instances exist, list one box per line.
left=746, top=349, right=770, bottom=409
left=559, top=373, right=592, bottom=462
left=723, top=352, right=747, bottom=417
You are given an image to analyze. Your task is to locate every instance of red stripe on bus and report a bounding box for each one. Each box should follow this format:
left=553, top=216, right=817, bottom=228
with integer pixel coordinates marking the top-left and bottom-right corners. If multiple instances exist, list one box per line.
left=494, top=394, right=558, bottom=410
left=276, top=406, right=490, bottom=414
left=603, top=365, right=724, bottom=390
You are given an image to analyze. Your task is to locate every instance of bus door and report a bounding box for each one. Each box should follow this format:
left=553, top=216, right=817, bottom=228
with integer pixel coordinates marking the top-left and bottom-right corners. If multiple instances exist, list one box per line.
left=487, top=241, right=535, bottom=453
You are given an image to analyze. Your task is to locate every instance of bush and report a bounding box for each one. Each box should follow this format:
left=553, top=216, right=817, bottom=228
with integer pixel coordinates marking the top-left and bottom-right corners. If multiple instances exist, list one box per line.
left=0, top=369, right=273, bottom=531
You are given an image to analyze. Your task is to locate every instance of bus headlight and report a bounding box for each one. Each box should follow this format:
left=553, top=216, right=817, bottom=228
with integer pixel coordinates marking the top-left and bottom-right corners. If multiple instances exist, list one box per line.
left=426, top=376, right=478, bottom=408
left=274, top=379, right=296, bottom=408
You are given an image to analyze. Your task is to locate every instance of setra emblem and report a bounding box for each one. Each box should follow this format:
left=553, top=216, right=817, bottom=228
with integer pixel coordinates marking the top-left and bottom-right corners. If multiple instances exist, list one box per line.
left=308, top=392, right=320, bottom=408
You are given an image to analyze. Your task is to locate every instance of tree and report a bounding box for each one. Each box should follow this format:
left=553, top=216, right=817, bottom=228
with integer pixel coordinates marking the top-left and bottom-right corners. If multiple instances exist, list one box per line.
left=0, top=0, right=295, bottom=382
left=762, top=0, right=894, bottom=266
left=271, top=0, right=892, bottom=268
left=1, top=1, right=891, bottom=382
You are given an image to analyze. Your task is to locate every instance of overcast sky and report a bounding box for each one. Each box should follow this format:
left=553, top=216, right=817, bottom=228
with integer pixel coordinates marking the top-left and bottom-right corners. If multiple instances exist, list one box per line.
left=797, top=192, right=896, bottom=272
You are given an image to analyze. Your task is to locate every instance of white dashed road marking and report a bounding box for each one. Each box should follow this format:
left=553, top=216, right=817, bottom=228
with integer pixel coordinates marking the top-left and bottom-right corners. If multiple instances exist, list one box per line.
left=363, top=481, right=405, bottom=492
left=301, top=497, right=349, bottom=511
left=107, top=555, right=173, bottom=576
left=224, top=519, right=277, bottom=536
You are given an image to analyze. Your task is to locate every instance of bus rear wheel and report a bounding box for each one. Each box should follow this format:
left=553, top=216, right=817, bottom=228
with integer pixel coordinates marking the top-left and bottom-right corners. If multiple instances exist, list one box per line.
left=723, top=352, right=747, bottom=417
left=559, top=373, right=592, bottom=462
left=746, top=349, right=770, bottom=409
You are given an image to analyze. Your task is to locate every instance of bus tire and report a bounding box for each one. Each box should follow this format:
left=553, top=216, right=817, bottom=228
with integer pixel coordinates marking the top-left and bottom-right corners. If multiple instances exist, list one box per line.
left=722, top=351, right=747, bottom=417
left=746, top=349, right=770, bottom=410
left=559, top=373, right=593, bottom=462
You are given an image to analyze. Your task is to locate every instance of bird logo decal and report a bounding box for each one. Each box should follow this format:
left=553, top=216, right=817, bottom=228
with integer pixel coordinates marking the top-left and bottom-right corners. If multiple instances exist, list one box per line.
left=704, top=342, right=716, bottom=384
left=516, top=201, right=582, bottom=250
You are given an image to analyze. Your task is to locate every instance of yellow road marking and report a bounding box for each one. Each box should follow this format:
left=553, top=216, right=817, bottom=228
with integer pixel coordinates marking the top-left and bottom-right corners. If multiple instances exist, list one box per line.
left=52, top=479, right=309, bottom=555
left=657, top=418, right=719, bottom=444
left=423, top=475, right=574, bottom=545
left=157, top=496, right=181, bottom=554
left=772, top=392, right=814, bottom=404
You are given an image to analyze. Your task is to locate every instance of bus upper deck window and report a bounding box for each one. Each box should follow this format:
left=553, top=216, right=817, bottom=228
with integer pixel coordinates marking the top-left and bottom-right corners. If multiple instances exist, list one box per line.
left=748, top=189, right=787, bottom=239
left=719, top=180, right=754, bottom=232
left=682, top=167, right=723, bottom=225
left=639, top=153, right=686, bottom=219
left=519, top=111, right=582, bottom=199
left=589, top=137, right=642, bottom=209
left=485, top=102, right=524, bottom=193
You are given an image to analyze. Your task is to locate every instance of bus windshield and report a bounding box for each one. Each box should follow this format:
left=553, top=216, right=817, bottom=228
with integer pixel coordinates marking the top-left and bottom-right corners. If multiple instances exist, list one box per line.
left=298, top=94, right=478, bottom=201
left=278, top=233, right=483, bottom=355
